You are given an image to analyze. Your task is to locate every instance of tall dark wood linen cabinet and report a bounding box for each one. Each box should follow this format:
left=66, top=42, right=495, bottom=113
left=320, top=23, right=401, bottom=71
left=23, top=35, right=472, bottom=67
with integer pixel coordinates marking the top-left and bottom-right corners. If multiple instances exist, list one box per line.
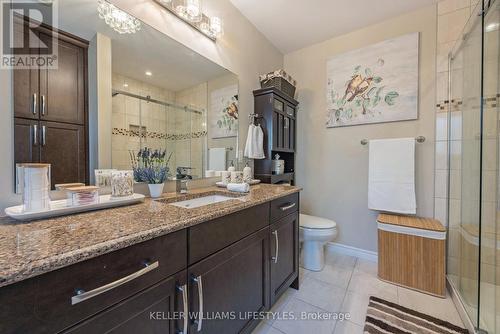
left=13, top=16, right=89, bottom=188
left=253, top=87, right=298, bottom=185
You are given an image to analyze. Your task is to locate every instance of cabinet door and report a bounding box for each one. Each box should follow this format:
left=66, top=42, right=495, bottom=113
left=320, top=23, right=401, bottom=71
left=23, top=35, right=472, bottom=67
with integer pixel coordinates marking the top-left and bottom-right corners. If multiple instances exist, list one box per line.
left=65, top=271, right=188, bottom=334
left=188, top=227, right=270, bottom=334
left=270, top=212, right=299, bottom=305
left=283, top=117, right=290, bottom=149
left=13, top=17, right=39, bottom=120
left=40, top=121, right=86, bottom=187
left=14, top=118, right=40, bottom=164
left=39, top=32, right=86, bottom=124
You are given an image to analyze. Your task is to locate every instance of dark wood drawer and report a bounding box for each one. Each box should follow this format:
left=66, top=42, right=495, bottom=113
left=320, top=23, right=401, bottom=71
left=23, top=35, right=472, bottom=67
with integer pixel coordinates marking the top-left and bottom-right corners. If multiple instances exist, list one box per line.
left=270, top=193, right=299, bottom=222
left=65, top=271, right=187, bottom=334
left=189, top=203, right=270, bottom=265
left=0, top=229, right=187, bottom=334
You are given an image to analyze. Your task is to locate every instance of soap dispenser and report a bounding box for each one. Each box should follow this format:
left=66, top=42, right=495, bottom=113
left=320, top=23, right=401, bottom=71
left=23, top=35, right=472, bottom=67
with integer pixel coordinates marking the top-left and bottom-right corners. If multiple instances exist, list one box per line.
left=243, top=162, right=252, bottom=183
left=228, top=160, right=236, bottom=172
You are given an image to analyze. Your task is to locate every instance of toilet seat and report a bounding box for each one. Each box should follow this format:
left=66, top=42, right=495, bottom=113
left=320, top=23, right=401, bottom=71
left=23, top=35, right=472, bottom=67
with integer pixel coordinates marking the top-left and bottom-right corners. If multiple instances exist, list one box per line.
left=300, top=214, right=336, bottom=229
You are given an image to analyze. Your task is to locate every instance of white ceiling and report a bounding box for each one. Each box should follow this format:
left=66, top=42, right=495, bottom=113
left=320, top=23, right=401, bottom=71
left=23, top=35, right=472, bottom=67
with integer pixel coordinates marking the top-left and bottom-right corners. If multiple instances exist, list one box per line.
left=56, top=0, right=230, bottom=92
left=230, top=0, right=438, bottom=54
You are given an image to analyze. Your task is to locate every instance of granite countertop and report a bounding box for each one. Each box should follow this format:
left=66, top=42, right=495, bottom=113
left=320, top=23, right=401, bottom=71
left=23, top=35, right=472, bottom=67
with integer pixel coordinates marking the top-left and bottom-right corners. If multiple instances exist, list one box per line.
left=0, top=184, right=301, bottom=288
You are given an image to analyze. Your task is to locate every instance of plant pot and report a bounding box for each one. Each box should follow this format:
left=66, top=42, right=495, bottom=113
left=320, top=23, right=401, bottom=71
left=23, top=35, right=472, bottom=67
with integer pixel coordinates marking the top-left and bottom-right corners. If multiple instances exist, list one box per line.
left=148, top=183, right=164, bottom=198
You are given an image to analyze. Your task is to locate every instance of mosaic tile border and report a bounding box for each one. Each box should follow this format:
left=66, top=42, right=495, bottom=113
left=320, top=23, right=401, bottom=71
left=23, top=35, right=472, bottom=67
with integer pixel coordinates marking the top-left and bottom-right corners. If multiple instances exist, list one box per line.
left=436, top=94, right=500, bottom=112
left=112, top=128, right=207, bottom=140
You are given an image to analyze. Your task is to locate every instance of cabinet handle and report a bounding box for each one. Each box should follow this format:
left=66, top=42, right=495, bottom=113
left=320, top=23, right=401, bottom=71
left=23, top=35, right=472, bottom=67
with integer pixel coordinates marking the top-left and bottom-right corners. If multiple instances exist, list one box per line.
left=280, top=202, right=296, bottom=211
left=177, top=284, right=188, bottom=334
left=32, top=125, right=38, bottom=146
left=32, top=93, right=37, bottom=115
left=41, top=95, right=46, bottom=116
left=192, top=275, right=204, bottom=332
left=41, top=126, right=46, bottom=146
left=71, top=261, right=159, bottom=305
left=272, top=230, right=279, bottom=264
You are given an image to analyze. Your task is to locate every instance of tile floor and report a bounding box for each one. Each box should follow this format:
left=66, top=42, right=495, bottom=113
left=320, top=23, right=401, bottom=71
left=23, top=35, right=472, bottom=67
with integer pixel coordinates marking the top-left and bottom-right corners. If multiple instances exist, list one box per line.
left=252, top=252, right=464, bottom=334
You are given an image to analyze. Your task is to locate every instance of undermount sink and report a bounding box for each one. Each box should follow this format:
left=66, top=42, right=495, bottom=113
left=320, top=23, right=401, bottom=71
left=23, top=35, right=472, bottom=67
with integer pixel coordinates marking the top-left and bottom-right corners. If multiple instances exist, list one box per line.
left=169, top=195, right=241, bottom=209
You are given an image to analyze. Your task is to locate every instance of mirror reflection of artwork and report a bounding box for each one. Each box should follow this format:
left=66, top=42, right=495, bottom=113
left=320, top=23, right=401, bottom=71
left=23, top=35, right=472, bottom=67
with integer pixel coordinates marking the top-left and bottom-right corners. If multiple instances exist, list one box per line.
left=210, top=84, right=239, bottom=138
left=326, top=32, right=419, bottom=127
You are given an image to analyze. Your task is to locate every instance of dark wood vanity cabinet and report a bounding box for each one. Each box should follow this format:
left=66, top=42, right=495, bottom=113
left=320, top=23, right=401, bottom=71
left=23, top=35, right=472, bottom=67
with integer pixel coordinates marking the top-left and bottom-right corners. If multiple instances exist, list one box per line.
left=66, top=271, right=187, bottom=334
left=188, top=227, right=270, bottom=334
left=269, top=193, right=300, bottom=304
left=270, top=212, right=299, bottom=305
left=253, top=88, right=298, bottom=185
left=13, top=16, right=89, bottom=187
left=0, top=193, right=300, bottom=334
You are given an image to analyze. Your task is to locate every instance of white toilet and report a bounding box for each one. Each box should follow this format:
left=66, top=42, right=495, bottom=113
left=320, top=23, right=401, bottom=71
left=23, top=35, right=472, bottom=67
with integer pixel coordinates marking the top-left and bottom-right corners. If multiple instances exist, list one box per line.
left=299, top=214, right=338, bottom=271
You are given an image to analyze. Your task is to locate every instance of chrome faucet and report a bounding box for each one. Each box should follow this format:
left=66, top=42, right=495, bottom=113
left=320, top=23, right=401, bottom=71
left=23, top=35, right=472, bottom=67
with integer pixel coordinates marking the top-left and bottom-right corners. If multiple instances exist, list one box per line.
left=176, top=179, right=189, bottom=194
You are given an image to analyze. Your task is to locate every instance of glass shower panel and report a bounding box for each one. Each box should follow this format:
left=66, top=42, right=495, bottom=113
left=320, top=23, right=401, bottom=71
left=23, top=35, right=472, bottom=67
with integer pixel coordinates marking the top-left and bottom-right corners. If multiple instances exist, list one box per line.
left=448, top=2, right=483, bottom=327
left=480, top=1, right=500, bottom=332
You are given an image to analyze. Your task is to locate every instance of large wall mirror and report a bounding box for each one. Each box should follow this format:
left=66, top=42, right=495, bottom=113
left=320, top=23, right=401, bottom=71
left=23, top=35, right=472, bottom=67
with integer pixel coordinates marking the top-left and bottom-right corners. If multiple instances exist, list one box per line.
left=13, top=0, right=238, bottom=189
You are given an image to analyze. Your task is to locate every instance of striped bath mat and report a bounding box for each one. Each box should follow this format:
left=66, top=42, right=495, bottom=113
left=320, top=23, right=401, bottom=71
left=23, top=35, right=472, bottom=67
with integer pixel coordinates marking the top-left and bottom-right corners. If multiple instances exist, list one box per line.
left=364, top=296, right=468, bottom=334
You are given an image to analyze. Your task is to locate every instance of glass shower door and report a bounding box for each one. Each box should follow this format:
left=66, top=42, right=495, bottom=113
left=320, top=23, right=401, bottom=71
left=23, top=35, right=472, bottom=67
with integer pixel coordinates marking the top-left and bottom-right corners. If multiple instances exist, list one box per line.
left=448, top=1, right=483, bottom=327
left=480, top=1, right=500, bottom=332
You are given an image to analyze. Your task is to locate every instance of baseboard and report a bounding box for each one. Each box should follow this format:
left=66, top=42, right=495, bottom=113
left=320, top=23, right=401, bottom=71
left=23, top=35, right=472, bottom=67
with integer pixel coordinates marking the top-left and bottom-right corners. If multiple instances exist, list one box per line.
left=326, top=242, right=378, bottom=262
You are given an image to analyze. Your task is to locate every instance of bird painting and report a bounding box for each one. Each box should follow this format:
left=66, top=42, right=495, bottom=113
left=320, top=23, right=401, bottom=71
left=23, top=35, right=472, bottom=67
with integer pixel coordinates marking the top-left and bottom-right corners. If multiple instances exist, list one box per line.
left=226, top=95, right=239, bottom=120
left=343, top=75, right=374, bottom=102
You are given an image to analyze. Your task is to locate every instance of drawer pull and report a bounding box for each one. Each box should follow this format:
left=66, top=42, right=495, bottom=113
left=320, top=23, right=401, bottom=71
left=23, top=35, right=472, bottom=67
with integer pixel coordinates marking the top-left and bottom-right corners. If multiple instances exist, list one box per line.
left=280, top=202, right=296, bottom=211
left=192, top=275, right=204, bottom=332
left=272, top=230, right=279, bottom=264
left=71, top=261, right=159, bottom=305
left=177, top=284, right=188, bottom=334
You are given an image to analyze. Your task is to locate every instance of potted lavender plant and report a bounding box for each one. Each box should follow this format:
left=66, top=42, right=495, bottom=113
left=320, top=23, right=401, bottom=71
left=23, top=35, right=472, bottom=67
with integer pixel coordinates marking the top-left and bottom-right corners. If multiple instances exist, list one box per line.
left=130, top=148, right=172, bottom=198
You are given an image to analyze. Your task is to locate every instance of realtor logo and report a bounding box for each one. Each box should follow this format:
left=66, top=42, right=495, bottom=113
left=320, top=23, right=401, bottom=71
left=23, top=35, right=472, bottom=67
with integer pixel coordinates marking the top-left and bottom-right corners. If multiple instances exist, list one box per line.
left=1, top=0, right=58, bottom=69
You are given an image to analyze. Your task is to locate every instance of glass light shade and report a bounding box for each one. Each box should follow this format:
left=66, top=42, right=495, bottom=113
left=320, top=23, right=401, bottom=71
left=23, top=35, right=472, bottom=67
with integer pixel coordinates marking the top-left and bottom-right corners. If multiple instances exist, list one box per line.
left=210, top=16, right=223, bottom=36
left=185, top=0, right=202, bottom=22
left=97, top=0, right=141, bottom=34
left=199, top=15, right=213, bottom=36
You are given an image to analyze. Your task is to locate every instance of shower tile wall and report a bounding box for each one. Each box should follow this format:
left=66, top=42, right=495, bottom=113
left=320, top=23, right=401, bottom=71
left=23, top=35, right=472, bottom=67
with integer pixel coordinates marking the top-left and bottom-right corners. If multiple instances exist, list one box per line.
left=111, top=74, right=176, bottom=171
left=434, top=0, right=478, bottom=281
left=111, top=74, right=208, bottom=178
left=435, top=0, right=478, bottom=225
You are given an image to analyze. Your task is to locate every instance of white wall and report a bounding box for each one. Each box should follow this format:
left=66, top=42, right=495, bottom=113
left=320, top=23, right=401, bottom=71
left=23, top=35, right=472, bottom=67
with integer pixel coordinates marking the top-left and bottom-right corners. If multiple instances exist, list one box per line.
left=284, top=5, right=437, bottom=252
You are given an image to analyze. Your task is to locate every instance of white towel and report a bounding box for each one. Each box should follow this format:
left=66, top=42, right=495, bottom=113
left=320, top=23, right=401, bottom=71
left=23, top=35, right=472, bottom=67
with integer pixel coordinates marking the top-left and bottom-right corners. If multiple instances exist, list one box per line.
left=368, top=138, right=416, bottom=214
left=209, top=148, right=226, bottom=171
left=227, top=183, right=250, bottom=193
left=244, top=124, right=265, bottom=159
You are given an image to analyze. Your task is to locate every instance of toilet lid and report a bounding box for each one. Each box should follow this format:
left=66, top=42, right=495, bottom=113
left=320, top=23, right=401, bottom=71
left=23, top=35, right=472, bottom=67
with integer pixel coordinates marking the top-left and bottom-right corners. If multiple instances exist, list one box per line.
left=300, top=214, right=336, bottom=229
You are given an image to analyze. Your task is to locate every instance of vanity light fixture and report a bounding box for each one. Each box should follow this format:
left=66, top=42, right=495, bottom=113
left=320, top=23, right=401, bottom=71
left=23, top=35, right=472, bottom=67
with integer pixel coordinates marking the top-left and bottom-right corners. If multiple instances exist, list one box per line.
left=154, top=0, right=222, bottom=41
left=145, top=71, right=153, bottom=76
left=123, top=83, right=129, bottom=88
left=97, top=0, right=141, bottom=34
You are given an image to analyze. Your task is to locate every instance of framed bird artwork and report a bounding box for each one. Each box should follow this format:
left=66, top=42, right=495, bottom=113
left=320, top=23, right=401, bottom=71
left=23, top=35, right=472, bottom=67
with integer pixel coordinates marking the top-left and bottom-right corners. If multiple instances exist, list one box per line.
left=326, top=32, right=419, bottom=127
left=210, top=84, right=239, bottom=138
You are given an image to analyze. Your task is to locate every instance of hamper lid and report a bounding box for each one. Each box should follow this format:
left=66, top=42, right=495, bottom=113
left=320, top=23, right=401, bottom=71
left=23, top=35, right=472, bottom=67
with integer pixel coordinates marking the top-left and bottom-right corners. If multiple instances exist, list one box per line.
left=377, top=213, right=445, bottom=232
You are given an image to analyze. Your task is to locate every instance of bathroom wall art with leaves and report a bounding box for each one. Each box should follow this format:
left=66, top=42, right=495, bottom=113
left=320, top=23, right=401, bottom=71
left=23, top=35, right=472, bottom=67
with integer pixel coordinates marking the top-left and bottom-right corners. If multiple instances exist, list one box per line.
left=210, top=84, right=239, bottom=138
left=326, top=32, right=419, bottom=127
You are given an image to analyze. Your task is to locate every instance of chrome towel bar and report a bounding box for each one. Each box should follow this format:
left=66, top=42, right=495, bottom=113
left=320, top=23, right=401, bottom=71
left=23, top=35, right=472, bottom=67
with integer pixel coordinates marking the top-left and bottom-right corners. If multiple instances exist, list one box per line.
left=360, top=136, right=425, bottom=146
